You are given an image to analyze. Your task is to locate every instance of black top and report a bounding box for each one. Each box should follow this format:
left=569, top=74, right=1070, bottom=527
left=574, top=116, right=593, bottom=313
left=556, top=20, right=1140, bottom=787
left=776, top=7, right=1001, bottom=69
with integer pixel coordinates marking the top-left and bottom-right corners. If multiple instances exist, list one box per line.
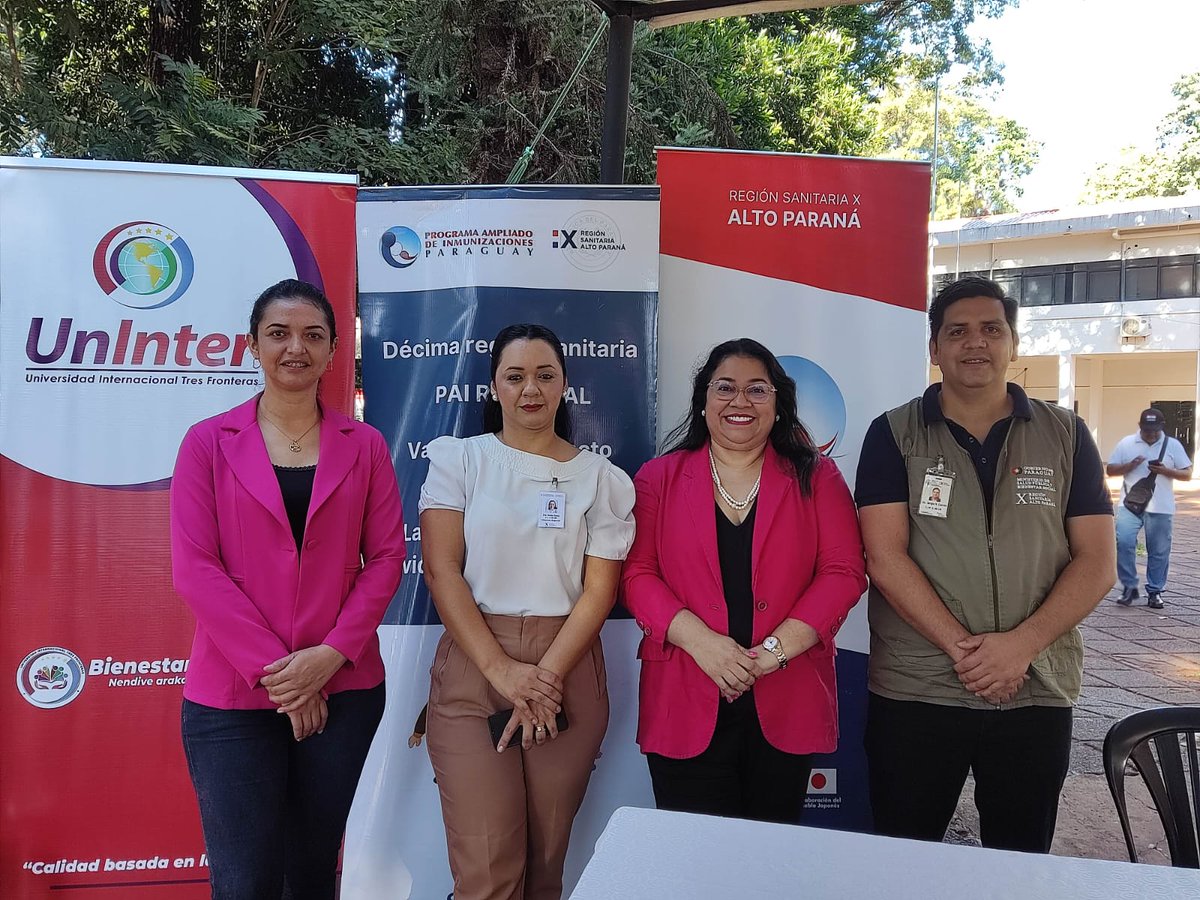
left=274, top=464, right=316, bottom=550
left=854, top=383, right=1113, bottom=521
left=715, top=501, right=756, bottom=649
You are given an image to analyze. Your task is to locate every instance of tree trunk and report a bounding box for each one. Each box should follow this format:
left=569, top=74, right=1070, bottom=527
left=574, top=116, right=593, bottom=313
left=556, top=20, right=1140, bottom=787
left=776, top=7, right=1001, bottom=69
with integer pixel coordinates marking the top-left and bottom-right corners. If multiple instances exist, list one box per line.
left=149, top=0, right=203, bottom=85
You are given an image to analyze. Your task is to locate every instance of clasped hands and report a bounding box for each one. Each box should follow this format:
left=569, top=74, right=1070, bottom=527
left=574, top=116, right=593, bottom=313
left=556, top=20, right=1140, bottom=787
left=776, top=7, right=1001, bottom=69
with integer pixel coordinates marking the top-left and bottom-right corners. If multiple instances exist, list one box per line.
left=952, top=630, right=1037, bottom=705
left=691, top=632, right=779, bottom=703
left=259, top=644, right=347, bottom=742
left=488, top=657, right=564, bottom=753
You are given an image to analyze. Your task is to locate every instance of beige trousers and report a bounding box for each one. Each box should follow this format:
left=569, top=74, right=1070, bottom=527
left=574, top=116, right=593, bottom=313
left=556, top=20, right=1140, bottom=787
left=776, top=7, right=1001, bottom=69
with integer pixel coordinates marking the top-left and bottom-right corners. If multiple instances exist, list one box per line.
left=426, top=613, right=609, bottom=900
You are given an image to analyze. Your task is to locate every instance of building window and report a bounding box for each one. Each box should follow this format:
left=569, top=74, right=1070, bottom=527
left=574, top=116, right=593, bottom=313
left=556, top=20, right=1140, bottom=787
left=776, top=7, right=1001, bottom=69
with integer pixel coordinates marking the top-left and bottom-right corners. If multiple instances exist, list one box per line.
left=1023, top=273, right=1056, bottom=305
left=1071, top=271, right=1087, bottom=302
left=1086, top=266, right=1120, bottom=303
left=933, top=253, right=1199, bottom=307
left=1161, top=261, right=1195, bottom=299
left=1126, top=262, right=1158, bottom=301
left=994, top=275, right=1021, bottom=304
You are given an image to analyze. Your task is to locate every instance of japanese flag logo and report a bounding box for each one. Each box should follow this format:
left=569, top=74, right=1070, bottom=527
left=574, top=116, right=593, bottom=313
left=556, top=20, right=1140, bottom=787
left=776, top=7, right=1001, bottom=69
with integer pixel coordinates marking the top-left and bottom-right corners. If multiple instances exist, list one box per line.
left=808, top=768, right=837, bottom=795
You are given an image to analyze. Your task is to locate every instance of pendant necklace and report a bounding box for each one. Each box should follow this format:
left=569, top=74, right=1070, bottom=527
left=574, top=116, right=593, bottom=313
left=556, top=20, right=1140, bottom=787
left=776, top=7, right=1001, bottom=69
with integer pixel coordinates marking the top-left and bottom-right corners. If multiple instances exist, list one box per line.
left=709, top=447, right=760, bottom=511
left=261, top=413, right=319, bottom=453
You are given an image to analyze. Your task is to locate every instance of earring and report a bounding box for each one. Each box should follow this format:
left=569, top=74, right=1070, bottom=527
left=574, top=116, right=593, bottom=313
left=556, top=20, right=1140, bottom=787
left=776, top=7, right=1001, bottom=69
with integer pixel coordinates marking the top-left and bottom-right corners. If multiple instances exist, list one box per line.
left=490, top=391, right=498, bottom=401
left=775, top=414, right=780, bottom=422
left=700, top=410, right=706, bottom=417
left=252, top=356, right=261, bottom=369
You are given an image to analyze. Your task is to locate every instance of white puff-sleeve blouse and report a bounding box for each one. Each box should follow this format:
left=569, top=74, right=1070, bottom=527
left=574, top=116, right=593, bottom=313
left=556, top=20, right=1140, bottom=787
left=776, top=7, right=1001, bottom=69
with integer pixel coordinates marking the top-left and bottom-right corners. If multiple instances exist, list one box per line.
left=418, top=433, right=636, bottom=616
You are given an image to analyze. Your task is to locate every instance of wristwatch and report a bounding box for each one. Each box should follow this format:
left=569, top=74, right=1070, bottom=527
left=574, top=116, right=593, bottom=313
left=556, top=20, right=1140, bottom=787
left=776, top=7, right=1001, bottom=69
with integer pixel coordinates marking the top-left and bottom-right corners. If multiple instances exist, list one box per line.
left=763, top=635, right=788, bottom=670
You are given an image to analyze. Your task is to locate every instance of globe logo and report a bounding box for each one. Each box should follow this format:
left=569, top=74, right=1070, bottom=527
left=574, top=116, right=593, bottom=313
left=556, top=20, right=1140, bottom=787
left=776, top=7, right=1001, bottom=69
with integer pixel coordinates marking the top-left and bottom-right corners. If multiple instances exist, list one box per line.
left=779, top=356, right=846, bottom=457
left=92, top=221, right=195, bottom=309
left=117, top=237, right=177, bottom=295
left=381, top=226, right=422, bottom=268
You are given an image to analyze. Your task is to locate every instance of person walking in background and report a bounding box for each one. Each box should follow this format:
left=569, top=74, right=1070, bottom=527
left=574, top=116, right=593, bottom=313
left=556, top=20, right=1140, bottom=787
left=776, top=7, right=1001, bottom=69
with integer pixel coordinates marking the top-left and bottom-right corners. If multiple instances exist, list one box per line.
left=419, top=323, right=635, bottom=900
left=622, top=338, right=865, bottom=825
left=1107, top=408, right=1193, bottom=609
left=856, top=276, right=1114, bottom=854
left=171, top=279, right=406, bottom=899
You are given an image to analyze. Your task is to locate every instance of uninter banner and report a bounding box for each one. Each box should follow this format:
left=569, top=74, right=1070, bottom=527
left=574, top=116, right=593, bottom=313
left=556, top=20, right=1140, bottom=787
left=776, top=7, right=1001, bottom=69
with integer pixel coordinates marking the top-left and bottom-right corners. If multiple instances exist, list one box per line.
left=0, top=158, right=357, bottom=898
left=657, top=147, right=930, bottom=830
left=350, top=185, right=658, bottom=898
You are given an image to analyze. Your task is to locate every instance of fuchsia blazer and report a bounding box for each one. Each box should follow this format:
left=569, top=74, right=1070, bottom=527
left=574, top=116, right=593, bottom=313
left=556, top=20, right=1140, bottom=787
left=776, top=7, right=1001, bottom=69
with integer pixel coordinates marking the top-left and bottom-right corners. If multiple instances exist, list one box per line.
left=170, top=396, right=405, bottom=709
left=622, top=444, right=866, bottom=758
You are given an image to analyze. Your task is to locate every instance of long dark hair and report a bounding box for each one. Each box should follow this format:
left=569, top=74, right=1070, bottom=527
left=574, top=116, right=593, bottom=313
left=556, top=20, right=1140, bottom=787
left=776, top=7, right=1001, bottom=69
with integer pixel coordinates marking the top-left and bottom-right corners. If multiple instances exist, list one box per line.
left=482, top=324, right=573, bottom=441
left=663, top=338, right=817, bottom=494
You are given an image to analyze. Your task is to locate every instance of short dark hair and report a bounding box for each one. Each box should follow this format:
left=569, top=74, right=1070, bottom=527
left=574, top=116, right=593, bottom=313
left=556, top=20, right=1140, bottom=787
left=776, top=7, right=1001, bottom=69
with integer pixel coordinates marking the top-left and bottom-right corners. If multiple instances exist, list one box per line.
left=482, top=324, right=573, bottom=441
left=929, top=276, right=1017, bottom=341
left=249, top=279, right=337, bottom=344
left=662, top=338, right=817, bottom=494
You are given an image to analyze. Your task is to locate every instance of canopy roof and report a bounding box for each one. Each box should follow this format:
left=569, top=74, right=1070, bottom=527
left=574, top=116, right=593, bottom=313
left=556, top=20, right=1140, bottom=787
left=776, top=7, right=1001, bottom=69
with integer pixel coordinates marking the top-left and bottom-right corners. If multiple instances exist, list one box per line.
left=587, top=0, right=874, bottom=181
left=588, top=0, right=870, bottom=29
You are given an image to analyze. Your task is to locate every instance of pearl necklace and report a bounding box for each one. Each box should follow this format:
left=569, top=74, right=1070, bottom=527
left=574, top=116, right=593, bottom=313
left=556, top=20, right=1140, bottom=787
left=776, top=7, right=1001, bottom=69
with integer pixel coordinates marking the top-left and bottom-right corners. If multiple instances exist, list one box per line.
left=709, top=447, right=761, bottom=511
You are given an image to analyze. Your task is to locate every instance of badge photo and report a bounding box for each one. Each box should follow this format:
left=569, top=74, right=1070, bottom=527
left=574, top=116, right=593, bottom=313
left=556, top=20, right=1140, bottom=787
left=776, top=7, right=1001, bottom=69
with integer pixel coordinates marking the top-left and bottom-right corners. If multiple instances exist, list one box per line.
left=538, top=490, right=566, bottom=528
left=918, top=473, right=953, bottom=518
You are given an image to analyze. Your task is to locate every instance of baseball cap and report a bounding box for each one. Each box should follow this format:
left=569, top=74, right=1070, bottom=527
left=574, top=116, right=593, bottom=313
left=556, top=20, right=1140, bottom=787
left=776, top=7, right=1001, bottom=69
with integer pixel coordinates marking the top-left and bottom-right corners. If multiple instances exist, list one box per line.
left=1139, top=408, right=1165, bottom=430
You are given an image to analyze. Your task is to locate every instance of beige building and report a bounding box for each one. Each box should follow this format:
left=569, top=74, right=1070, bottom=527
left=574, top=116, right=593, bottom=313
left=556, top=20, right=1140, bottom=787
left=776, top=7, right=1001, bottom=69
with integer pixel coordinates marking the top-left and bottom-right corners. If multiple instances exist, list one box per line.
left=930, top=196, right=1200, bottom=460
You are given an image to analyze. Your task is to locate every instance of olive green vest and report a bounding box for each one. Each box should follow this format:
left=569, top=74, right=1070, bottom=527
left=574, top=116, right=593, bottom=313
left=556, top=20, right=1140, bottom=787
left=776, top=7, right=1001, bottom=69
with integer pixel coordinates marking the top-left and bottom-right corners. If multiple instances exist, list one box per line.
left=867, top=396, right=1081, bottom=708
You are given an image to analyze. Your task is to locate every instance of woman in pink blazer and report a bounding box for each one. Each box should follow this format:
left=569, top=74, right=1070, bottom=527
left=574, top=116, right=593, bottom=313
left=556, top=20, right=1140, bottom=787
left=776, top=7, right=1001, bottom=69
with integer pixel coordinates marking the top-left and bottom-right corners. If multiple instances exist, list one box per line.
left=170, top=279, right=405, bottom=900
left=623, top=338, right=865, bottom=824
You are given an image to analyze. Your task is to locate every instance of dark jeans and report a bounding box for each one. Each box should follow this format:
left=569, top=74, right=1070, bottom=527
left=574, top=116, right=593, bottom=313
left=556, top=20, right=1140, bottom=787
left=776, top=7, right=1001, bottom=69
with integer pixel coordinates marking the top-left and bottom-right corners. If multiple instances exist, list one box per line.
left=181, top=684, right=385, bottom=900
left=646, top=694, right=813, bottom=825
left=864, top=692, right=1072, bottom=853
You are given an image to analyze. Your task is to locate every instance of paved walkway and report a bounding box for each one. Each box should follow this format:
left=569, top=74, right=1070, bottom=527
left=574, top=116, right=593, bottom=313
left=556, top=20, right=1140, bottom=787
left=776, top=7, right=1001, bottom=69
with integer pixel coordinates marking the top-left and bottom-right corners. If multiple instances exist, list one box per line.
left=948, top=481, right=1200, bottom=865
left=1073, top=486, right=1200, bottom=774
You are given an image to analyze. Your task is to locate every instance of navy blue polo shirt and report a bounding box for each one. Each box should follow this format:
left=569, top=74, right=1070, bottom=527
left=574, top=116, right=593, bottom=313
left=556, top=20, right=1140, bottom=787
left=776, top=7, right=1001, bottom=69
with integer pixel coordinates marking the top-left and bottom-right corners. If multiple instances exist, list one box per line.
left=855, top=383, right=1113, bottom=520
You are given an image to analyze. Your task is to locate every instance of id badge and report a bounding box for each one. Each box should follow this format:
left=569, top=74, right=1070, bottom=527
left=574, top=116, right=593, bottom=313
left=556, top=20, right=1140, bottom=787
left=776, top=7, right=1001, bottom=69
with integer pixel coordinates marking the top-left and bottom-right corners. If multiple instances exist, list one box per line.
left=918, top=455, right=955, bottom=519
left=538, top=490, right=566, bottom=528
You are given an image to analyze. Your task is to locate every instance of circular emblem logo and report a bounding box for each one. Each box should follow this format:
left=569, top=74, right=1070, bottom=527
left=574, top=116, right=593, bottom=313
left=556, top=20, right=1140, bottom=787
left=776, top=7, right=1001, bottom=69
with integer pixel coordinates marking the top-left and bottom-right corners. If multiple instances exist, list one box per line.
left=555, top=210, right=625, bottom=272
left=381, top=226, right=421, bottom=268
left=92, top=221, right=194, bottom=309
left=779, top=356, right=846, bottom=457
left=17, top=646, right=87, bottom=709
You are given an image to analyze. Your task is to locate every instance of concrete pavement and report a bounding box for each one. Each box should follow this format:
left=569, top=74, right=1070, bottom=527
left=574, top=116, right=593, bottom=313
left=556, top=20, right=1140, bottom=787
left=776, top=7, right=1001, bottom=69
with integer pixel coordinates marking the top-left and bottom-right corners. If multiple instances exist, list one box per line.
left=947, top=481, right=1200, bottom=865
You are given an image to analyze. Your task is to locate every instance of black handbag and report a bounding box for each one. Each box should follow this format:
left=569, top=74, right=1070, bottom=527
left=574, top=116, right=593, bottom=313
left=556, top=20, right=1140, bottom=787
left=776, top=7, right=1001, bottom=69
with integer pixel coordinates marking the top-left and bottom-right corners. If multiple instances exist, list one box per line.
left=1122, top=438, right=1170, bottom=517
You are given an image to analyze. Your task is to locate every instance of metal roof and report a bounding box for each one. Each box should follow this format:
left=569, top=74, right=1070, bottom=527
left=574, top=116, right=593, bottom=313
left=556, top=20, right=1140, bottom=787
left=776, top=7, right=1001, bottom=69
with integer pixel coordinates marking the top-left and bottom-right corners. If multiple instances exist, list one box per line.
left=589, top=1, right=870, bottom=28
left=930, top=195, right=1200, bottom=247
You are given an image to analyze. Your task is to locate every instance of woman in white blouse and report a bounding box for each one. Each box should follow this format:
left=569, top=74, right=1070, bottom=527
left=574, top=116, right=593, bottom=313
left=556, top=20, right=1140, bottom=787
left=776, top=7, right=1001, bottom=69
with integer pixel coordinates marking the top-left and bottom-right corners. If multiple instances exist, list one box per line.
left=420, top=323, right=636, bottom=900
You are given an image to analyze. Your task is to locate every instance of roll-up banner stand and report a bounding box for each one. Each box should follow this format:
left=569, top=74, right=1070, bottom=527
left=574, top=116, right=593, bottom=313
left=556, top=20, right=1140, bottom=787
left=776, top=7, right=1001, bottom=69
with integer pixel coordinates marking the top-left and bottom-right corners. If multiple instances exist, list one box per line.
left=350, top=185, right=660, bottom=898
left=657, top=147, right=931, bottom=829
left=0, top=158, right=357, bottom=898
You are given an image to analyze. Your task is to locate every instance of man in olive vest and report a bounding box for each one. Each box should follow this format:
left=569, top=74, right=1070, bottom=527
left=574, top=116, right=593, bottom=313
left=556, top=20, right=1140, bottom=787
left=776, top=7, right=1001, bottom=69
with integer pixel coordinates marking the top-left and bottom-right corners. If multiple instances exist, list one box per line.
left=855, top=276, right=1115, bottom=853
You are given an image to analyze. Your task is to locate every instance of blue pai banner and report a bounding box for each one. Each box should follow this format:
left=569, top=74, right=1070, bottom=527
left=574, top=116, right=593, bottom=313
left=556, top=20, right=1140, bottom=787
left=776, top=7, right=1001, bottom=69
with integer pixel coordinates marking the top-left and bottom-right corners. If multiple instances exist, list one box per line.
left=347, top=185, right=659, bottom=900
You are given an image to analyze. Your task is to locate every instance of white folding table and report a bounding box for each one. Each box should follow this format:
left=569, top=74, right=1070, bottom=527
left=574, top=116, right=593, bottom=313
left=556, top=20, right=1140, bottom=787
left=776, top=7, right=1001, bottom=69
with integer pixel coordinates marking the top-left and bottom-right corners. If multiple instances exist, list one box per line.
left=568, top=806, right=1200, bottom=899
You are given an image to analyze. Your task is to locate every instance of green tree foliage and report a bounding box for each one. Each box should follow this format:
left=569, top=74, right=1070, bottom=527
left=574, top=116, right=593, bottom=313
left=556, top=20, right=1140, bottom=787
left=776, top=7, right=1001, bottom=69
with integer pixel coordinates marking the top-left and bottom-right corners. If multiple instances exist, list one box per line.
left=875, top=78, right=1040, bottom=219
left=1081, top=71, right=1200, bottom=203
left=0, top=0, right=1017, bottom=185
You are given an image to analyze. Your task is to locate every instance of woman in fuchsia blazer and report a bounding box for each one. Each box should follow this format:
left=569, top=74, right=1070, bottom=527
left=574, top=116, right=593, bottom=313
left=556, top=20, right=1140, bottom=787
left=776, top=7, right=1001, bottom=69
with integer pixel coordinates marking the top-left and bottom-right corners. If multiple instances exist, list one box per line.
left=623, top=338, right=865, bottom=825
left=170, top=279, right=404, bottom=900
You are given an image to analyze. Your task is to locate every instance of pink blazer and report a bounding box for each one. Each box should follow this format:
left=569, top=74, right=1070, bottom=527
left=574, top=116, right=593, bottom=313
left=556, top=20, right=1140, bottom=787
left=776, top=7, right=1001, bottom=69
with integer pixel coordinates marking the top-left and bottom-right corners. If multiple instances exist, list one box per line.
left=622, top=444, right=866, bottom=758
left=170, top=396, right=405, bottom=709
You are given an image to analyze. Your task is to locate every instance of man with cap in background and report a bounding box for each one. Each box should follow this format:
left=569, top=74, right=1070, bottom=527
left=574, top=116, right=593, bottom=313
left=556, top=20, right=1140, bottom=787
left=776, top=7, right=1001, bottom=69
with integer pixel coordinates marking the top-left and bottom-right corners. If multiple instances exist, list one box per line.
left=1107, top=408, right=1193, bottom=609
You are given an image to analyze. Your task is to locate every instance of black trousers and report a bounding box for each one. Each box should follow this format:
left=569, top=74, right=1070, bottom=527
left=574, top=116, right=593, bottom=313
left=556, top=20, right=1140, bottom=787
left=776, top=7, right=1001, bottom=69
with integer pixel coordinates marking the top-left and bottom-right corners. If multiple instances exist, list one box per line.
left=864, top=692, right=1072, bottom=853
left=646, top=694, right=813, bottom=825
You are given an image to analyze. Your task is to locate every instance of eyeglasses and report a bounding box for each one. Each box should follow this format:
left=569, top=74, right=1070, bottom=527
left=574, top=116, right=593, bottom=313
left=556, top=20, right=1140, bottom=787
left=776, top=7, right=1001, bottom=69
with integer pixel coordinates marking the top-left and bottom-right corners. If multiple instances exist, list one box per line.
left=707, top=380, right=777, bottom=403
